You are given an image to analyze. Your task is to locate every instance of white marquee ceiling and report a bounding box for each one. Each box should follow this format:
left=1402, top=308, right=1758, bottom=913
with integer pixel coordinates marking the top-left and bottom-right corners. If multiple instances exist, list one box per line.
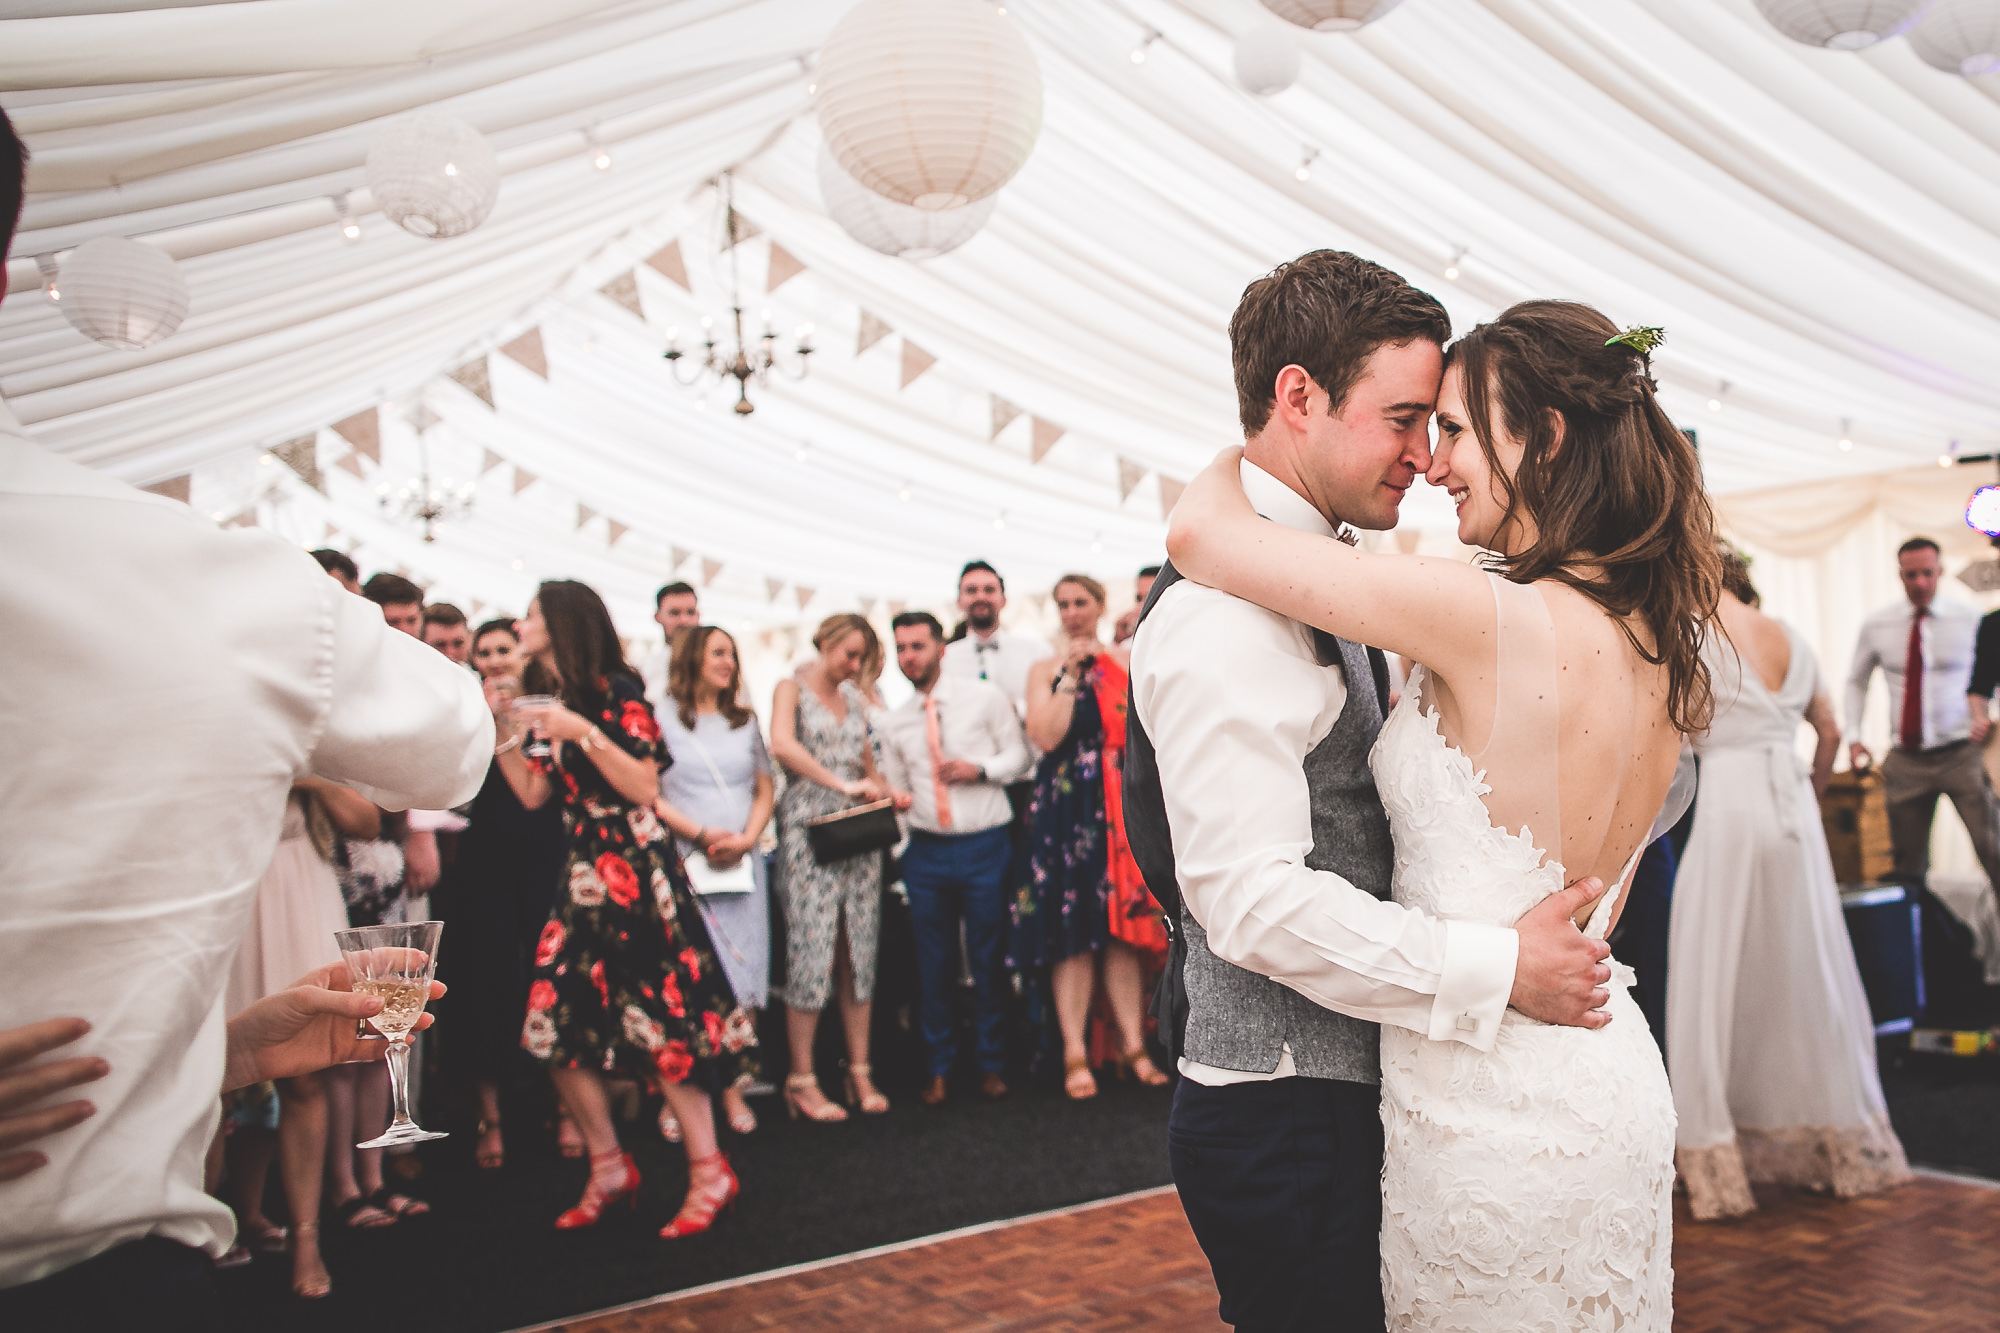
left=4, top=0, right=2000, bottom=635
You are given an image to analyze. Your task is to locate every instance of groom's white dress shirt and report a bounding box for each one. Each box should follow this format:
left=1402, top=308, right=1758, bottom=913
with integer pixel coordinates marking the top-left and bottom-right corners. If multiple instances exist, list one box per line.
left=1130, top=460, right=1518, bottom=1084
left=0, top=400, right=493, bottom=1288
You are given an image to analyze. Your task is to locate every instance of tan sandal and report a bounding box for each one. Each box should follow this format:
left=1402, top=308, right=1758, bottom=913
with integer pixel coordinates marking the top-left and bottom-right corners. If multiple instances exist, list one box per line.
left=843, top=1062, right=890, bottom=1115
left=1064, top=1055, right=1098, bottom=1101
left=783, top=1073, right=848, bottom=1122
left=1120, top=1047, right=1171, bottom=1087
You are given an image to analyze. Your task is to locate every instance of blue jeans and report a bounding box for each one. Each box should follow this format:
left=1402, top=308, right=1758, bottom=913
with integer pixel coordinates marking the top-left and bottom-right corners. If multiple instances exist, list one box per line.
left=901, top=825, right=1011, bottom=1077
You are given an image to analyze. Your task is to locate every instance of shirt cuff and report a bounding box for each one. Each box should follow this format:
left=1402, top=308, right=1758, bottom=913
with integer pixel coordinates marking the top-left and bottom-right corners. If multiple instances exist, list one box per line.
left=1425, top=920, right=1518, bottom=1052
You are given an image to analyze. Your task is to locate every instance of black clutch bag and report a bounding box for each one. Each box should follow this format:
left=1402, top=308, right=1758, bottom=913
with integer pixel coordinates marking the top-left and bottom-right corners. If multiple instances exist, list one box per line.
left=804, top=798, right=900, bottom=865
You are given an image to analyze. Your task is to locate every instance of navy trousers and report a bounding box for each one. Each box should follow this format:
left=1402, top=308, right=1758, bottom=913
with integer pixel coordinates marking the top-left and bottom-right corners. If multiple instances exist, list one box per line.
left=1168, top=1075, right=1386, bottom=1333
left=901, top=825, right=1011, bottom=1077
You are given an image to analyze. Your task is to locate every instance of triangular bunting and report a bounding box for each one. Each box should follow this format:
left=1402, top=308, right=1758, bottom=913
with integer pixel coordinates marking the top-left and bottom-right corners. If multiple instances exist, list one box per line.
left=794, top=586, right=816, bottom=610
left=599, top=270, right=644, bottom=320
left=765, top=577, right=785, bottom=603
left=1395, top=528, right=1421, bottom=554
left=512, top=466, right=537, bottom=495
left=224, top=510, right=258, bottom=529
left=1157, top=476, right=1186, bottom=517
left=671, top=545, right=691, bottom=570
left=1117, top=458, right=1147, bottom=502
left=576, top=503, right=596, bottom=529
left=1031, top=418, right=1065, bottom=463
left=323, top=522, right=340, bottom=541
left=271, top=436, right=323, bottom=493
left=607, top=519, right=630, bottom=546
left=857, top=310, right=893, bottom=355
left=448, top=357, right=494, bottom=409
left=1031, top=592, right=1048, bottom=614
left=481, top=448, right=505, bottom=474
left=766, top=242, right=806, bottom=293
left=142, top=475, right=190, bottom=503
left=499, top=328, right=549, bottom=380
left=408, top=404, right=441, bottom=433
left=862, top=598, right=880, bottom=619
left=888, top=600, right=907, bottom=616
left=900, top=340, right=937, bottom=389
left=990, top=396, right=1022, bottom=440
left=722, top=212, right=762, bottom=251
left=702, top=558, right=724, bottom=585
left=335, top=452, right=367, bottom=479
left=645, top=240, right=690, bottom=291
left=332, top=408, right=380, bottom=463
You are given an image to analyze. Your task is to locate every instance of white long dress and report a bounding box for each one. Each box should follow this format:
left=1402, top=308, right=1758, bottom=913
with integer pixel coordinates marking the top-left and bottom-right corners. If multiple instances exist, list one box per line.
left=1372, top=577, right=1678, bottom=1332
left=226, top=794, right=349, bottom=1016
left=1666, top=626, right=1909, bottom=1219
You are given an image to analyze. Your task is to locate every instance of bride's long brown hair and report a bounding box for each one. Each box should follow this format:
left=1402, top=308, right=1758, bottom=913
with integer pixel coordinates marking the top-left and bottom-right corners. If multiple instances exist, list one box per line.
left=1448, top=300, right=1722, bottom=734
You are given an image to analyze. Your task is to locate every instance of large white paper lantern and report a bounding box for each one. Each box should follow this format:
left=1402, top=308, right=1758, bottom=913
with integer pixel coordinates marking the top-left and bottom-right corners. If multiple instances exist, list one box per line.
left=817, top=147, right=996, bottom=259
left=1752, top=0, right=1930, bottom=49
left=816, top=0, right=1042, bottom=210
left=58, top=236, right=189, bottom=350
left=1234, top=24, right=1303, bottom=95
left=1911, top=0, right=2000, bottom=75
left=364, top=114, right=501, bottom=239
left=1259, top=0, right=1404, bottom=31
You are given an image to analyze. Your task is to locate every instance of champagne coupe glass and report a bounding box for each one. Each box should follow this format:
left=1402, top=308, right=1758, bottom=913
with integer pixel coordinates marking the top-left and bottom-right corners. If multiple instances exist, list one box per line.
left=335, top=920, right=447, bottom=1148
left=510, top=694, right=561, bottom=759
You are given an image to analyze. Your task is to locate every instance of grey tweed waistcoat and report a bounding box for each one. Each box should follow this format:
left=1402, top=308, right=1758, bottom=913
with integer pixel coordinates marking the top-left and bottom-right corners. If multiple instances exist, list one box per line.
left=1122, top=562, right=1397, bottom=1086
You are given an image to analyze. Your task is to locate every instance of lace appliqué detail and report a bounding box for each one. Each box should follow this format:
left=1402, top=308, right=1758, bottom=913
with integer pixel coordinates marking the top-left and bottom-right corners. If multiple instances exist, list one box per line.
left=1372, top=670, right=1677, bottom=1332
left=1679, top=1116, right=1911, bottom=1221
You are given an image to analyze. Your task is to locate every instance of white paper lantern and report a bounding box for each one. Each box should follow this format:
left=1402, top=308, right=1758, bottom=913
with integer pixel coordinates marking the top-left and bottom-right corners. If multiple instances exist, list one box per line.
left=1234, top=24, right=1303, bottom=95
left=1752, top=0, right=1930, bottom=49
left=364, top=114, right=501, bottom=239
left=58, top=236, right=189, bottom=350
left=816, top=0, right=1042, bottom=210
left=816, top=147, right=996, bottom=259
left=1910, top=0, right=2000, bottom=75
left=1259, top=0, right=1404, bottom=32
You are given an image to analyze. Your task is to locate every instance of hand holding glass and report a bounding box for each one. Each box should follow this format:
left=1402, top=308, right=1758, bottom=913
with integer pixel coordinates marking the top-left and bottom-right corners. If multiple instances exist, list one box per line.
left=335, top=921, right=446, bottom=1148
left=510, top=694, right=561, bottom=759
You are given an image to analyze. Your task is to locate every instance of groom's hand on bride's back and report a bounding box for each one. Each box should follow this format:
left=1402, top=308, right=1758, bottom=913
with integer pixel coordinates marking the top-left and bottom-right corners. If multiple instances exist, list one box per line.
left=1508, top=879, right=1614, bottom=1029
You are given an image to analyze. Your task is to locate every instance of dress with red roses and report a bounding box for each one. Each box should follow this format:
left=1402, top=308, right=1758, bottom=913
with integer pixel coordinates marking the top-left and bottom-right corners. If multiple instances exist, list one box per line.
left=521, top=674, right=758, bottom=1090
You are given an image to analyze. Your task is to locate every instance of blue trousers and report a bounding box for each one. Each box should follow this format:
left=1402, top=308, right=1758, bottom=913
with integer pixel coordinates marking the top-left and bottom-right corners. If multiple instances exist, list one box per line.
left=901, top=825, right=1011, bottom=1077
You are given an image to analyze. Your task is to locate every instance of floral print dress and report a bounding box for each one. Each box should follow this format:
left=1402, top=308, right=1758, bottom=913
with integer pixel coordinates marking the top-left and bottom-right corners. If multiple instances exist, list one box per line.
left=521, top=674, right=757, bottom=1089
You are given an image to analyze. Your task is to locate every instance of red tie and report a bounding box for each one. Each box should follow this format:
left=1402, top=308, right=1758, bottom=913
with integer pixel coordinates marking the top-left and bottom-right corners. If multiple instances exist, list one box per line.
left=923, top=694, right=953, bottom=830
left=1900, top=607, right=1926, bottom=752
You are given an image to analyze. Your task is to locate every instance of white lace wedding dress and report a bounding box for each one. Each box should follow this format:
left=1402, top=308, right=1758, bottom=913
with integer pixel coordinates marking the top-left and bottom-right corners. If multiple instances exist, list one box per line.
left=1369, top=577, right=1679, bottom=1332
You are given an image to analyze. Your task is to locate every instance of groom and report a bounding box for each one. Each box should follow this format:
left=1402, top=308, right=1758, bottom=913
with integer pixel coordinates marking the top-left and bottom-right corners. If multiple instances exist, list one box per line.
left=1124, top=251, right=1616, bottom=1332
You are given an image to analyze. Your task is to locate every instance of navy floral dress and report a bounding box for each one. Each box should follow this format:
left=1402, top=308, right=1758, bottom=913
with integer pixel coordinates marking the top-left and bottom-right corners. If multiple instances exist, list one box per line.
left=1010, top=669, right=1115, bottom=969
left=520, top=675, right=757, bottom=1090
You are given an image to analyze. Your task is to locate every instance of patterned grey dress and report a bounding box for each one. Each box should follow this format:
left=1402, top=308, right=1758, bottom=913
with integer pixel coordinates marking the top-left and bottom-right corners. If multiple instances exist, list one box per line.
left=776, top=680, right=882, bottom=1010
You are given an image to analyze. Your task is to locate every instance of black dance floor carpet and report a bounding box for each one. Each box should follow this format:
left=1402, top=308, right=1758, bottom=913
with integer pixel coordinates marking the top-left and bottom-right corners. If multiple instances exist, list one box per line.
left=1881, top=1042, right=2000, bottom=1182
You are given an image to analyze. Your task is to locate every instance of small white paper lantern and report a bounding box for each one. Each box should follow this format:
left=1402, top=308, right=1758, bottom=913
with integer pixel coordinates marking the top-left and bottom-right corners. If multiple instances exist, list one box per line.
left=816, top=147, right=996, bottom=259
left=1259, top=0, right=1404, bottom=32
left=364, top=114, right=501, bottom=239
left=1234, top=24, right=1303, bottom=95
left=1752, top=0, right=1929, bottom=49
left=58, top=236, right=189, bottom=350
left=816, top=0, right=1042, bottom=210
left=1911, top=0, right=2000, bottom=75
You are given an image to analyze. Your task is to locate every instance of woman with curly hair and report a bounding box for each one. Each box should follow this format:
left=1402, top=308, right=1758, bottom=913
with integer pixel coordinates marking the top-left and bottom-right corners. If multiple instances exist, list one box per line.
left=495, top=581, right=756, bottom=1240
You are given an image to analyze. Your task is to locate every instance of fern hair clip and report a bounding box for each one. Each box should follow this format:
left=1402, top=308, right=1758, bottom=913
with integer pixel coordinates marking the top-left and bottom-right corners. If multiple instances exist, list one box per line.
left=1606, top=325, right=1666, bottom=356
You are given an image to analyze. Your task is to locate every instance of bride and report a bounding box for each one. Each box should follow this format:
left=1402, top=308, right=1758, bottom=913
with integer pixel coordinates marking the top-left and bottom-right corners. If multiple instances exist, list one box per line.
left=1167, top=300, right=1721, bottom=1331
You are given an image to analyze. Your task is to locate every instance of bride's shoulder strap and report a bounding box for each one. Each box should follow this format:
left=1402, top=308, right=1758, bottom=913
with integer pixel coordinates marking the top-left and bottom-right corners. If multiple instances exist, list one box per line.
left=1470, top=573, right=1564, bottom=871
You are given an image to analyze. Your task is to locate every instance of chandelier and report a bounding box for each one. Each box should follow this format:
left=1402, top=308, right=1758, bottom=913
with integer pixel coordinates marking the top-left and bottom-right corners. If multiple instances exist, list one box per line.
left=662, top=175, right=812, bottom=415
left=377, top=437, right=474, bottom=542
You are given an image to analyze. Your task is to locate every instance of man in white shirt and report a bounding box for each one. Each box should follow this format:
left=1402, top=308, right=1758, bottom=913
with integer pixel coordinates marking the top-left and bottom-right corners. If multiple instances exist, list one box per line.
left=1125, top=250, right=1612, bottom=1331
left=0, top=112, right=492, bottom=1330
left=1847, top=536, right=2000, bottom=892
left=941, top=561, right=1051, bottom=721
left=639, top=580, right=701, bottom=711
left=876, top=613, right=1033, bottom=1107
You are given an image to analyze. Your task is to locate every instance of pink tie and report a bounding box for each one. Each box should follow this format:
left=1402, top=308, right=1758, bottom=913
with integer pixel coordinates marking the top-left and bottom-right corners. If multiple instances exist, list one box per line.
left=923, top=694, right=953, bottom=830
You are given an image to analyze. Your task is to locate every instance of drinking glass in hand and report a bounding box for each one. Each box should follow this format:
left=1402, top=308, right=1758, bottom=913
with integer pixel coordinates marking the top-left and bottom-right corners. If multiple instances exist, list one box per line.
left=510, top=694, right=562, bottom=760
left=335, top=920, right=446, bottom=1148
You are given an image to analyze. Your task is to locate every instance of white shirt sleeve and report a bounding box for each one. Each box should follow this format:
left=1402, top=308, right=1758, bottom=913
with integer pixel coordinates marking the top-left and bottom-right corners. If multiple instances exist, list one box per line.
left=310, top=587, right=494, bottom=811
left=1133, top=585, right=1517, bottom=1050
left=877, top=708, right=915, bottom=801
left=1845, top=616, right=1881, bottom=747
left=977, top=686, right=1033, bottom=785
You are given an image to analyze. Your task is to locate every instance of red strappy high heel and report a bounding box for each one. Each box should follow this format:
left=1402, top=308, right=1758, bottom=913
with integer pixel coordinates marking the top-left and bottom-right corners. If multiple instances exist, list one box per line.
left=658, top=1152, right=738, bottom=1239
left=555, top=1150, right=640, bottom=1230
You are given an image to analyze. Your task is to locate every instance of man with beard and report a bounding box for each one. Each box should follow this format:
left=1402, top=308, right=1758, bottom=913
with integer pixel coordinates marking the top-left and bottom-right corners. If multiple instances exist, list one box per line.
left=941, top=562, right=1050, bottom=728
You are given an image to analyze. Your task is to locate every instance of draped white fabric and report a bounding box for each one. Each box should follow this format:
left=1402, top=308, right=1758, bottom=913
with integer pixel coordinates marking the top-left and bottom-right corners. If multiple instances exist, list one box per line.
left=4, top=0, right=2000, bottom=638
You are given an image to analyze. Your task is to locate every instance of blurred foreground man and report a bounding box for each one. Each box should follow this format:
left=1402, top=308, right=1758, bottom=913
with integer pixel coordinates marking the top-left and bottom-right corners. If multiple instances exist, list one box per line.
left=0, top=111, right=492, bottom=1330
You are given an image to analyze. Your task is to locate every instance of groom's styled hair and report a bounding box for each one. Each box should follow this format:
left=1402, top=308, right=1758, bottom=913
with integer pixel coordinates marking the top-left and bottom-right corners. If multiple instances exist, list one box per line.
left=1231, top=250, right=1450, bottom=435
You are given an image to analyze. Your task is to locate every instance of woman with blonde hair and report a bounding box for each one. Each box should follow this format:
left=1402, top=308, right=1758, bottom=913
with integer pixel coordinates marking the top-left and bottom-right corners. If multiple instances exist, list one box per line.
left=771, top=613, right=896, bottom=1121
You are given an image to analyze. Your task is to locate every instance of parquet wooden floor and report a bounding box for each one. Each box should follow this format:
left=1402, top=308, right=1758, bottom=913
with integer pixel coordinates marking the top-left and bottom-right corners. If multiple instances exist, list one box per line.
left=532, top=1174, right=2000, bottom=1333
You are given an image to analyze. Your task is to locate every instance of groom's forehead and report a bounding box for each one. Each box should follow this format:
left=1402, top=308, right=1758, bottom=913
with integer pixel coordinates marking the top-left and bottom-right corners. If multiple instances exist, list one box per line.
left=1348, top=339, right=1444, bottom=406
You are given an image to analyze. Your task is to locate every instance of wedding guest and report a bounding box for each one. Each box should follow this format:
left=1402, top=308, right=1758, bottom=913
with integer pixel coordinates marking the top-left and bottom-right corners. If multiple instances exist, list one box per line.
left=942, top=562, right=1051, bottom=725
left=875, top=613, right=1032, bottom=1106
left=639, top=582, right=701, bottom=711
left=1671, top=547, right=1911, bottom=1219
left=659, top=626, right=775, bottom=1137
left=1847, top=538, right=2000, bottom=895
left=445, top=619, right=566, bottom=1171
left=0, top=105, right=488, bottom=1325
left=494, top=581, right=754, bottom=1239
left=1018, top=576, right=1172, bottom=1099
left=422, top=603, right=473, bottom=665
left=771, top=614, right=895, bottom=1121
left=1114, top=565, right=1162, bottom=647
left=310, top=549, right=361, bottom=595
left=363, top=573, right=426, bottom=638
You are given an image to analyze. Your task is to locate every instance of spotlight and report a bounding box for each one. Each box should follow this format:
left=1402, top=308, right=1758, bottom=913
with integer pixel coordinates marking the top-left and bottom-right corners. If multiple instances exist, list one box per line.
left=993, top=512, right=1007, bottom=531
left=35, top=254, right=60, bottom=303
left=897, top=485, right=912, bottom=502
left=1838, top=417, right=1853, bottom=451
left=1295, top=147, right=1319, bottom=183
left=1131, top=29, right=1159, bottom=63
left=1443, top=249, right=1464, bottom=281
left=333, top=193, right=361, bottom=242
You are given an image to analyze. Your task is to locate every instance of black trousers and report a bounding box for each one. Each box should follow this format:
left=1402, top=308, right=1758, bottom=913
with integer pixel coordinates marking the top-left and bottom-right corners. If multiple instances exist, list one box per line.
left=1168, top=1075, right=1386, bottom=1333
left=0, top=1237, right=218, bottom=1333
